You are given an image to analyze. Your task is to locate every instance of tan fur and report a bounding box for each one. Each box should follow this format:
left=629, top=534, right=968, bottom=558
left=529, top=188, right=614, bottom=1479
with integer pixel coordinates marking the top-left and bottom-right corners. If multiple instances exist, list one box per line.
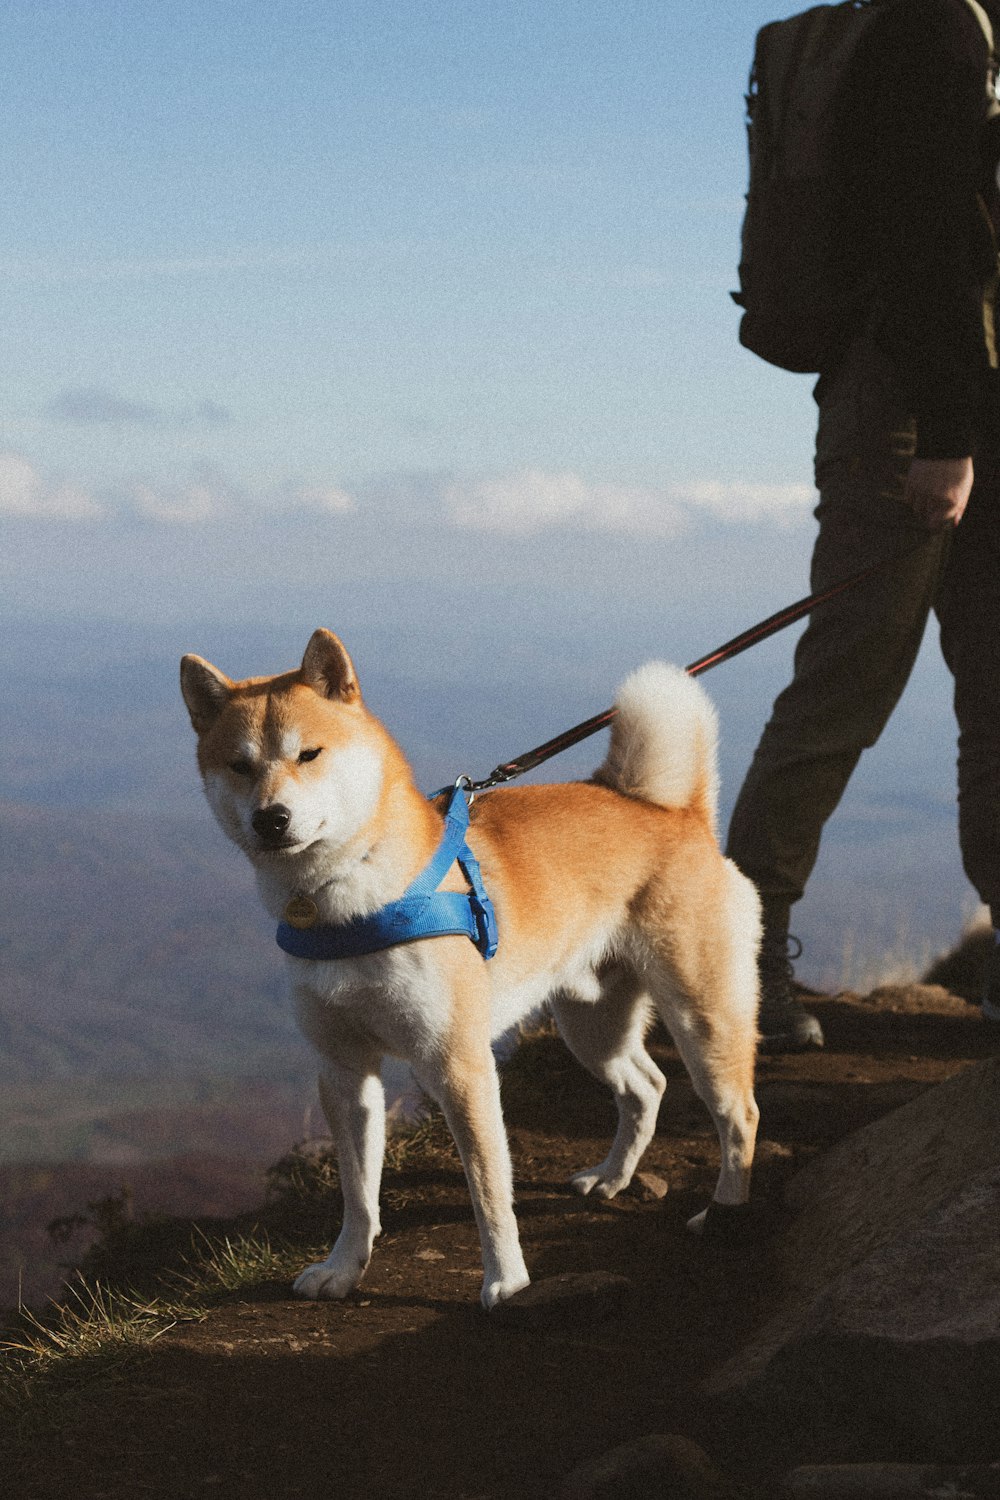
left=181, top=630, right=761, bottom=1309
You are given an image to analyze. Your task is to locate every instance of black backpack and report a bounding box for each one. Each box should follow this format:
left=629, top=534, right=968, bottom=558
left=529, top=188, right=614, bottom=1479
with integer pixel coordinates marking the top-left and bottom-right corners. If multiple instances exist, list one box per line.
left=733, top=0, right=999, bottom=374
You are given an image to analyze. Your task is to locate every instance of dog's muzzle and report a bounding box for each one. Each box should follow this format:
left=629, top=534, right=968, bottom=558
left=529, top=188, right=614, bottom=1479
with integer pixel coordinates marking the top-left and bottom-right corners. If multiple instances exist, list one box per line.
left=252, top=804, right=293, bottom=845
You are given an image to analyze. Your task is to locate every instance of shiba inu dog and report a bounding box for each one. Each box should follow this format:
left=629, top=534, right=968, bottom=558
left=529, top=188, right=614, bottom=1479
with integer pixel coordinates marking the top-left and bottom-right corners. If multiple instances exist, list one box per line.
left=180, top=629, right=761, bottom=1309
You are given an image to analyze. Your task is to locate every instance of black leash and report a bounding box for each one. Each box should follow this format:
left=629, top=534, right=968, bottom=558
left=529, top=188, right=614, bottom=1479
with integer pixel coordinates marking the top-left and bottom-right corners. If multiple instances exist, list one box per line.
left=468, top=541, right=929, bottom=793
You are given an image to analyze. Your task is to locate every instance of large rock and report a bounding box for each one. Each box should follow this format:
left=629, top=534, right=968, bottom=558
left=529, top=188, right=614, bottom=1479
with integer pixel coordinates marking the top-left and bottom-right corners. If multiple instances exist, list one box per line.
left=708, top=1057, right=1000, bottom=1458
left=492, top=1271, right=634, bottom=1329
left=561, top=1434, right=743, bottom=1500
left=786, top=1463, right=1000, bottom=1498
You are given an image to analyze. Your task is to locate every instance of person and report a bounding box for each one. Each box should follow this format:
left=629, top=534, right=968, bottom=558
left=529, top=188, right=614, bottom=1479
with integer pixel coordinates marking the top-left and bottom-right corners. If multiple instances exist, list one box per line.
left=727, top=0, right=1000, bottom=1050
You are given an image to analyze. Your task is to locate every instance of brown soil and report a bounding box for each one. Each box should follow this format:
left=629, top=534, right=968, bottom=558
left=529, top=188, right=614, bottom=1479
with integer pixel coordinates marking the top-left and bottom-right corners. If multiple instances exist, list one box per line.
left=4, top=984, right=996, bottom=1500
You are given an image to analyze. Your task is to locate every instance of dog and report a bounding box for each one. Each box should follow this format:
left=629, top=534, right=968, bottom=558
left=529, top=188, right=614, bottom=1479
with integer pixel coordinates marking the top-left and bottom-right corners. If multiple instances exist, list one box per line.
left=180, top=629, right=761, bottom=1309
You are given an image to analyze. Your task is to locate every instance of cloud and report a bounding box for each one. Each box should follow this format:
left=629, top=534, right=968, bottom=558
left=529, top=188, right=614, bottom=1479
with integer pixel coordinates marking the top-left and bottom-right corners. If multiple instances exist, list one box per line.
left=126, top=478, right=227, bottom=525
left=46, top=387, right=234, bottom=429
left=120, top=469, right=357, bottom=524
left=442, top=470, right=813, bottom=536
left=194, top=399, right=234, bottom=429
left=119, top=465, right=813, bottom=533
left=0, top=453, right=102, bottom=519
left=0, top=453, right=359, bottom=526
left=285, top=483, right=356, bottom=515
left=443, top=469, right=685, bottom=536
left=264, top=478, right=357, bottom=516
left=0, top=453, right=811, bottom=535
left=48, top=388, right=161, bottom=426
left=669, top=479, right=816, bottom=522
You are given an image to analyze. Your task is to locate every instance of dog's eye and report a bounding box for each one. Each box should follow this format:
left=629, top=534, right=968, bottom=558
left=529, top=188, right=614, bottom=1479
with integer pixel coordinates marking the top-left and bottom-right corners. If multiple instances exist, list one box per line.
left=229, top=758, right=254, bottom=777
left=298, top=747, right=322, bottom=765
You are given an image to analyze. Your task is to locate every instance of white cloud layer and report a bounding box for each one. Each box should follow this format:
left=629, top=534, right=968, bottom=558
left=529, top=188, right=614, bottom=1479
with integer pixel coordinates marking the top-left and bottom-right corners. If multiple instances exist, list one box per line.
left=670, top=479, right=816, bottom=521
left=0, top=453, right=812, bottom=533
left=0, top=454, right=360, bottom=525
left=443, top=469, right=680, bottom=535
left=443, top=469, right=814, bottom=535
left=127, top=479, right=224, bottom=525
left=0, top=453, right=102, bottom=519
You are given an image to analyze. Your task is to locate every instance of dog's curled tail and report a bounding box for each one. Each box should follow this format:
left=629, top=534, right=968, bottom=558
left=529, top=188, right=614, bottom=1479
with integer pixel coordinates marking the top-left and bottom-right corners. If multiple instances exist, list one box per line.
left=595, top=662, right=719, bottom=828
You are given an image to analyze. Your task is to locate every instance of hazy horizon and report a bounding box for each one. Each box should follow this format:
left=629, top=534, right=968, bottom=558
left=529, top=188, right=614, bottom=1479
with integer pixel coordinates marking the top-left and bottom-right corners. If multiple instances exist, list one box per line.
left=1, top=503, right=976, bottom=999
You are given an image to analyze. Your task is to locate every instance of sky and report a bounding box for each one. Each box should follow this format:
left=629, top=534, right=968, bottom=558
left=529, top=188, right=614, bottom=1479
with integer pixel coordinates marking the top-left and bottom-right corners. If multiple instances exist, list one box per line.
left=0, top=1, right=981, bottom=987
left=0, top=0, right=817, bottom=516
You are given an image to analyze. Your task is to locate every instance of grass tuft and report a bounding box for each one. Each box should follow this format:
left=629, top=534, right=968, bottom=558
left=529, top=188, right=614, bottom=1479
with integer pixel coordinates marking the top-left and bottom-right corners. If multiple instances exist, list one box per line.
left=384, top=1111, right=454, bottom=1170
left=171, top=1226, right=304, bottom=1297
left=0, top=1275, right=196, bottom=1435
left=0, top=1225, right=308, bottom=1434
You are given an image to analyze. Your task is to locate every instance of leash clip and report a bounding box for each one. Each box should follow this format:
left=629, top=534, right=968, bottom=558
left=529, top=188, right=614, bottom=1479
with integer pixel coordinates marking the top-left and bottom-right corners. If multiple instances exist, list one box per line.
left=454, top=773, right=476, bottom=807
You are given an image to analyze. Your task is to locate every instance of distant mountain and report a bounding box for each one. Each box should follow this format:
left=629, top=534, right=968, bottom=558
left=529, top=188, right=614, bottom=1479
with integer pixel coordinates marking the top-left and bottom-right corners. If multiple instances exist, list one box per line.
left=0, top=1142, right=303, bottom=1307
left=0, top=801, right=305, bottom=1087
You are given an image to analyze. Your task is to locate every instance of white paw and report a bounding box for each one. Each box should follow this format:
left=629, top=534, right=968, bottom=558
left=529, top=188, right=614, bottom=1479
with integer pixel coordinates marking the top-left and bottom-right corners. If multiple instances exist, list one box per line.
left=686, top=1207, right=708, bottom=1236
left=569, top=1165, right=628, bottom=1200
left=480, top=1267, right=530, bottom=1310
left=293, top=1256, right=366, bottom=1301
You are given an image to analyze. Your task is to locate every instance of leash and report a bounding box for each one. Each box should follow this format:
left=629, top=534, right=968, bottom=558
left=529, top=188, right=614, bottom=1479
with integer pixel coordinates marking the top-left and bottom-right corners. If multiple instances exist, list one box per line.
left=274, top=540, right=929, bottom=966
left=467, top=540, right=931, bottom=793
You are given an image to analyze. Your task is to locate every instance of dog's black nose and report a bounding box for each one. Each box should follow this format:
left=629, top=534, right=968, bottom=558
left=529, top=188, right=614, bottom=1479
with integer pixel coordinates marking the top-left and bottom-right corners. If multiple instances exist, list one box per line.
left=252, top=805, right=292, bottom=841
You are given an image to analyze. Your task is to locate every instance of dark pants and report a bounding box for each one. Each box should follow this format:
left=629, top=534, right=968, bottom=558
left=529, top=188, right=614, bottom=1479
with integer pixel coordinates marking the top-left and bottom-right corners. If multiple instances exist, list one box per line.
left=726, top=337, right=1000, bottom=924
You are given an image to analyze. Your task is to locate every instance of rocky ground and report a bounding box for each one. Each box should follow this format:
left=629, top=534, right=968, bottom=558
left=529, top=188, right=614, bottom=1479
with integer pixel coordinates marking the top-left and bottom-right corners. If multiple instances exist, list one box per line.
left=2, top=966, right=997, bottom=1500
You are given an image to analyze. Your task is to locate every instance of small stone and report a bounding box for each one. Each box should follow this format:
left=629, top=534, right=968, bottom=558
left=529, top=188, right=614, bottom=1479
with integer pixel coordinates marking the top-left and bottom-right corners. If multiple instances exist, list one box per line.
left=414, top=1248, right=445, bottom=1261
left=631, top=1171, right=670, bottom=1201
left=491, top=1271, right=633, bottom=1329
left=562, top=1433, right=743, bottom=1500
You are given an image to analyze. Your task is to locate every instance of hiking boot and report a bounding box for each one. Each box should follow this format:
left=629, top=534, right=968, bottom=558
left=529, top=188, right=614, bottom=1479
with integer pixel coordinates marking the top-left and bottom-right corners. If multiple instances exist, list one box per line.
left=981, top=931, right=1000, bottom=1023
left=757, top=935, right=824, bottom=1053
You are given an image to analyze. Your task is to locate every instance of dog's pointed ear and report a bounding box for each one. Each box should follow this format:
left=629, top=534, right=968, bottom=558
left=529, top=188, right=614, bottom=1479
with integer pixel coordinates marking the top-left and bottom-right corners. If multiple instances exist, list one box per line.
left=300, top=630, right=360, bottom=703
left=180, top=654, right=234, bottom=732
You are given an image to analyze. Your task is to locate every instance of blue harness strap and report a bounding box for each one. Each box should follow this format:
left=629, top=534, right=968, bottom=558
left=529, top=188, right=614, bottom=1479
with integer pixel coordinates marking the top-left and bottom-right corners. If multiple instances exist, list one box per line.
left=275, top=783, right=499, bottom=962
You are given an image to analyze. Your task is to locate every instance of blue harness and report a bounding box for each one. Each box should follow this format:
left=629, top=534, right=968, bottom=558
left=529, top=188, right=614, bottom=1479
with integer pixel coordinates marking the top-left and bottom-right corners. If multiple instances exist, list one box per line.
left=275, top=783, right=499, bottom=962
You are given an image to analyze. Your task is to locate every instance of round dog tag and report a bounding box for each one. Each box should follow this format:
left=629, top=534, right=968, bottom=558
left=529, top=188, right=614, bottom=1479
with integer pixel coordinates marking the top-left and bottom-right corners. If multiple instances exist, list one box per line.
left=284, top=895, right=319, bottom=929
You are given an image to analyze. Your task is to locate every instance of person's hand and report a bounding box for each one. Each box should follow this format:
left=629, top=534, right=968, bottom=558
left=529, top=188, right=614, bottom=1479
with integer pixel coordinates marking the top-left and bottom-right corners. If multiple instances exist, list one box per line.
left=903, top=456, right=973, bottom=529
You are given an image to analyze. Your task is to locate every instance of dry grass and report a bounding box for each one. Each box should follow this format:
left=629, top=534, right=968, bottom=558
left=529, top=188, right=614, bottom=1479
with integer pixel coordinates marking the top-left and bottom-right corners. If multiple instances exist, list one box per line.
left=0, top=1103, right=477, bottom=1431
left=0, top=1222, right=316, bottom=1442
left=0, top=1276, right=197, bottom=1439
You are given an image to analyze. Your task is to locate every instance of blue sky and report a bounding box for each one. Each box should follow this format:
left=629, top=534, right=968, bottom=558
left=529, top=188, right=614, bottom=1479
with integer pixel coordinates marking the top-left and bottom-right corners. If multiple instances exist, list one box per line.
left=1, top=0, right=815, bottom=511
left=0, top=1, right=981, bottom=984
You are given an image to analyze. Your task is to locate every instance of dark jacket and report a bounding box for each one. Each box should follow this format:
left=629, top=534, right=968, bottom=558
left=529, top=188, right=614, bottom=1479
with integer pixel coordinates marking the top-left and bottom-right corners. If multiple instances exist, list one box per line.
left=835, top=0, right=1000, bottom=457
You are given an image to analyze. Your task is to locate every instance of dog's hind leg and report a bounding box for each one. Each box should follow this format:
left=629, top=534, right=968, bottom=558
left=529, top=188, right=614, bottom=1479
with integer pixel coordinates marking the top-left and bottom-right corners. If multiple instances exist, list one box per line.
left=553, top=970, right=666, bottom=1200
left=649, top=868, right=761, bottom=1230
left=293, top=1054, right=385, bottom=1300
left=668, top=1010, right=759, bottom=1231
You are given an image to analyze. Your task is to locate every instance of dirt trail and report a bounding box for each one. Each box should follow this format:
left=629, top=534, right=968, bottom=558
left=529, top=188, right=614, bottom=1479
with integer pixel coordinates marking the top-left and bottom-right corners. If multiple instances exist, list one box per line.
left=4, top=986, right=995, bottom=1500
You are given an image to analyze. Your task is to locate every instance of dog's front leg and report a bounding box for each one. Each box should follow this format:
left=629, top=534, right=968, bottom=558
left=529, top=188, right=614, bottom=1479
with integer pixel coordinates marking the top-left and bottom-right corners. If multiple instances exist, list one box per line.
left=416, top=1031, right=529, bottom=1311
left=293, top=1057, right=385, bottom=1300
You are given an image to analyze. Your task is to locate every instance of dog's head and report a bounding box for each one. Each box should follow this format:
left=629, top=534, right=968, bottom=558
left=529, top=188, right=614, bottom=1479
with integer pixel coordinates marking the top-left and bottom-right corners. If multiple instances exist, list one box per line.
left=180, top=629, right=383, bottom=863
